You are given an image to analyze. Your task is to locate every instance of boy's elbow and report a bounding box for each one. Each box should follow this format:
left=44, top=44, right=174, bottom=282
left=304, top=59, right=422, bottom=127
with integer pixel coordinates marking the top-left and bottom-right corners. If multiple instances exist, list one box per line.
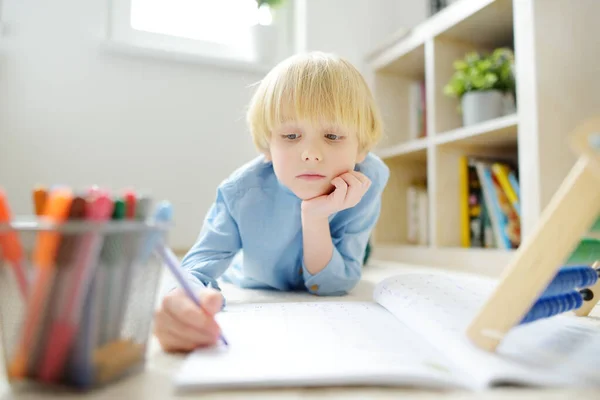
left=303, top=250, right=363, bottom=296
left=309, top=269, right=362, bottom=296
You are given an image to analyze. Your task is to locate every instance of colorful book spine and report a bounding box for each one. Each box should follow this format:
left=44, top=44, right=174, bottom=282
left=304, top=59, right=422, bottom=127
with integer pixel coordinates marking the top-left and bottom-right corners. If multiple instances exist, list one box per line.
left=476, top=162, right=512, bottom=249
left=491, top=162, right=521, bottom=217
left=459, top=156, right=470, bottom=247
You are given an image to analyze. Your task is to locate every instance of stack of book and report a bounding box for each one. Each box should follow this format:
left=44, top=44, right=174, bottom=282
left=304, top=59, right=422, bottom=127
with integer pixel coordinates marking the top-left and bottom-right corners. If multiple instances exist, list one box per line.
left=459, top=156, right=521, bottom=249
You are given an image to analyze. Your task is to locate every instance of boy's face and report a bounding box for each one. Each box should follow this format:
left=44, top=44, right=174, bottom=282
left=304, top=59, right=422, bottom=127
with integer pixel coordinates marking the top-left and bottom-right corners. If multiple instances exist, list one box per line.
left=265, top=119, right=366, bottom=200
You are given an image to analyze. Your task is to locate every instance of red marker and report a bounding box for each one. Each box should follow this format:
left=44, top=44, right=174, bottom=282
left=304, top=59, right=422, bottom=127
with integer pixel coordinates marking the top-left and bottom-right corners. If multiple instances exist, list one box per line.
left=124, top=190, right=136, bottom=219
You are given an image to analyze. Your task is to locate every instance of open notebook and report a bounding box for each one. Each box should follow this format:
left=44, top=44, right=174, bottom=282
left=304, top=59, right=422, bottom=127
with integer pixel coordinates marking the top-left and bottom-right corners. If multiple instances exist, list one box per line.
left=174, top=270, right=600, bottom=391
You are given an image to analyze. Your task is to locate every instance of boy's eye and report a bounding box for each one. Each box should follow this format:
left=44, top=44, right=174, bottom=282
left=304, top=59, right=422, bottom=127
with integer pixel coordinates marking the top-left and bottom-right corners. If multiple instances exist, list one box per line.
left=325, top=133, right=342, bottom=140
left=283, top=133, right=300, bottom=140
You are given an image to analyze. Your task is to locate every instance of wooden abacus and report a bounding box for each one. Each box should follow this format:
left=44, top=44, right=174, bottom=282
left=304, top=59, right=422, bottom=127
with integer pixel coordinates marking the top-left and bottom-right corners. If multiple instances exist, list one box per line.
left=466, top=116, right=600, bottom=352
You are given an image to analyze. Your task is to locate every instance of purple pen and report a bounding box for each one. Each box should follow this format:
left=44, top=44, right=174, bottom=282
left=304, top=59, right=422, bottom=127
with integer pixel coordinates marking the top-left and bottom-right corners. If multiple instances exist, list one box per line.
left=155, top=243, right=229, bottom=347
left=151, top=202, right=229, bottom=347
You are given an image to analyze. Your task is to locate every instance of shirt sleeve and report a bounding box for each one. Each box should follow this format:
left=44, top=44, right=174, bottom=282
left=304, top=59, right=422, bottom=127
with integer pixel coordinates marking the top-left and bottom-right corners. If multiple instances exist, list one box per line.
left=180, top=186, right=241, bottom=292
left=301, top=162, right=389, bottom=296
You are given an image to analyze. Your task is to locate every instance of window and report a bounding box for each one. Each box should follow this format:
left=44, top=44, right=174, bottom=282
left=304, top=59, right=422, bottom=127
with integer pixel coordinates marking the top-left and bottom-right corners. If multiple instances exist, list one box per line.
left=107, top=0, right=295, bottom=70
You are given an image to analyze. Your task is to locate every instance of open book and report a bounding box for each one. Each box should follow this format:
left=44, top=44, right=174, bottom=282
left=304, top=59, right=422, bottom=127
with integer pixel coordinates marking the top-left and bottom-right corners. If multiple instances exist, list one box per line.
left=174, top=270, right=600, bottom=391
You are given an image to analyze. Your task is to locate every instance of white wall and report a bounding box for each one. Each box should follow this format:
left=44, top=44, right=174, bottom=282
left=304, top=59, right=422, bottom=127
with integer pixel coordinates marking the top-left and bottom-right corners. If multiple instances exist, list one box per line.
left=0, top=0, right=426, bottom=249
left=304, top=0, right=427, bottom=73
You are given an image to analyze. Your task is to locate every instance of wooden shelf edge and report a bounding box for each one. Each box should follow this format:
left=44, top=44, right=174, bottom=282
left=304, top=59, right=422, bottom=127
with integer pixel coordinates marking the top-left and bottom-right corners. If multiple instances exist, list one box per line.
left=369, top=33, right=426, bottom=73
left=433, top=113, right=519, bottom=145
left=371, top=244, right=515, bottom=278
left=366, top=0, right=497, bottom=72
left=376, top=137, right=430, bottom=160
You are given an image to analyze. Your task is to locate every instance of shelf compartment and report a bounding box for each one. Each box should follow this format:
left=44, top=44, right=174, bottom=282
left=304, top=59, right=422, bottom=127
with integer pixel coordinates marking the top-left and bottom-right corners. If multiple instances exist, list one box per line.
left=372, top=73, right=428, bottom=149
left=431, top=143, right=519, bottom=249
left=374, top=157, right=429, bottom=247
left=370, top=39, right=425, bottom=79
left=436, top=0, right=514, bottom=48
left=430, top=35, right=515, bottom=135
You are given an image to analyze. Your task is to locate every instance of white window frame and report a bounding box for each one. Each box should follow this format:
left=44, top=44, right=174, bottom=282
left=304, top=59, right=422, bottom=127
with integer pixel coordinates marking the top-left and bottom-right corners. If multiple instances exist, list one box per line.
left=105, top=0, right=297, bottom=73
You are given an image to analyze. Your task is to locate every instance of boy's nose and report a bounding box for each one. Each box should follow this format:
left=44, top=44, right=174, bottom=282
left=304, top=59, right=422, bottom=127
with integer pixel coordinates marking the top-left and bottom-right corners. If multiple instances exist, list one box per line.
left=302, top=148, right=322, bottom=162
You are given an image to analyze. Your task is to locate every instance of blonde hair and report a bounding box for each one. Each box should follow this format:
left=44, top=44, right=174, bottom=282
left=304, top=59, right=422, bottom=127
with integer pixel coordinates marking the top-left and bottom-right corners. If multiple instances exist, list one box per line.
left=246, top=52, right=382, bottom=153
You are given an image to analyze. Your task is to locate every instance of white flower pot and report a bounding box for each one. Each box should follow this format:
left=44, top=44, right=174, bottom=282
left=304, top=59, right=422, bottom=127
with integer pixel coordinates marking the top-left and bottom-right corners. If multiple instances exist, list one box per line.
left=461, top=90, right=507, bottom=126
left=251, top=24, right=277, bottom=65
left=502, top=91, right=517, bottom=115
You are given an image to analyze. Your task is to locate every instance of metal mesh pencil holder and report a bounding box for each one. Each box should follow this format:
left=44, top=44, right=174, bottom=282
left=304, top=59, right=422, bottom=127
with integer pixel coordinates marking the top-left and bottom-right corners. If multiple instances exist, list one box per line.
left=0, top=218, right=169, bottom=391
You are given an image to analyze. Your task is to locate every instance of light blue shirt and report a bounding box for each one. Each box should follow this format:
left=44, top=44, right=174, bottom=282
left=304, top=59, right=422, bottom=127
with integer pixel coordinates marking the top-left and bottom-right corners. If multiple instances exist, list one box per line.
left=180, top=153, right=389, bottom=298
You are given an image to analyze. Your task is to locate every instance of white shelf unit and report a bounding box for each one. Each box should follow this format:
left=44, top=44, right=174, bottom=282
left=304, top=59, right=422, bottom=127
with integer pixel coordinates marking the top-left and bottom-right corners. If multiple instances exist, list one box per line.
left=366, top=0, right=600, bottom=273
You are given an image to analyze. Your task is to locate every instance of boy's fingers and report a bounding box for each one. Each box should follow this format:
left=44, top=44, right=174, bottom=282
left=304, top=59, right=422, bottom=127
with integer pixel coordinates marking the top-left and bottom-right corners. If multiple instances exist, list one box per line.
left=154, top=313, right=198, bottom=352
left=156, top=330, right=196, bottom=353
left=163, top=291, right=220, bottom=334
left=340, top=173, right=365, bottom=205
left=157, top=306, right=219, bottom=345
left=163, top=291, right=203, bottom=325
left=351, top=171, right=370, bottom=187
left=331, top=177, right=348, bottom=204
left=155, top=319, right=200, bottom=351
left=156, top=327, right=215, bottom=353
left=341, top=173, right=362, bottom=191
left=199, top=289, right=224, bottom=315
left=331, top=176, right=346, bottom=190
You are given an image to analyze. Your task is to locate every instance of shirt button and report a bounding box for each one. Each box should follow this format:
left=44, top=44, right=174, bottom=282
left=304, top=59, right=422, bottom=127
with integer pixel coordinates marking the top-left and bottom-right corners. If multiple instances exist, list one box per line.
left=310, top=284, right=319, bottom=292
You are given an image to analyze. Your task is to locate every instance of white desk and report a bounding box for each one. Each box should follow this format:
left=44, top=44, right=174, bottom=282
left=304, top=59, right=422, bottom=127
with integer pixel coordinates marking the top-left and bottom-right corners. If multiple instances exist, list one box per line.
left=1, top=261, right=600, bottom=399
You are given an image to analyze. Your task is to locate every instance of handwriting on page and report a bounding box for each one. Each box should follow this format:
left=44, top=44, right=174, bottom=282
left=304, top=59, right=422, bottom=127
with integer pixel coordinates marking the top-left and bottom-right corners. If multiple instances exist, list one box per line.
left=374, top=272, right=497, bottom=334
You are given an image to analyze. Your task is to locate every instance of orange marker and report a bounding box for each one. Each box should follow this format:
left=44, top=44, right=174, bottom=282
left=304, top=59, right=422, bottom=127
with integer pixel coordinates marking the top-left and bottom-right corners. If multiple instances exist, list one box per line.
left=33, top=186, right=48, bottom=216
left=0, top=190, right=28, bottom=299
left=8, top=189, right=73, bottom=379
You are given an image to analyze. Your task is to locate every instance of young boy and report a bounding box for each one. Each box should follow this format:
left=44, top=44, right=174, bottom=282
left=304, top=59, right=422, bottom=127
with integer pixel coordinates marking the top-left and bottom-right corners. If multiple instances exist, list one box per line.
left=154, top=51, right=390, bottom=352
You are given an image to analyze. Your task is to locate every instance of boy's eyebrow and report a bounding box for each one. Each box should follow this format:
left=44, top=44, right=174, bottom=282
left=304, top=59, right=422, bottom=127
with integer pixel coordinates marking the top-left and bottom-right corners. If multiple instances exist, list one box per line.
left=273, top=121, right=302, bottom=132
left=276, top=120, right=299, bottom=127
left=322, top=124, right=349, bottom=133
left=273, top=120, right=351, bottom=134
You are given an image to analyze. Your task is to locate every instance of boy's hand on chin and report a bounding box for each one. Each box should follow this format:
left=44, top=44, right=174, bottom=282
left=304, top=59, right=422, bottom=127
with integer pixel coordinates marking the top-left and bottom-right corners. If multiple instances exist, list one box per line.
left=301, top=171, right=371, bottom=219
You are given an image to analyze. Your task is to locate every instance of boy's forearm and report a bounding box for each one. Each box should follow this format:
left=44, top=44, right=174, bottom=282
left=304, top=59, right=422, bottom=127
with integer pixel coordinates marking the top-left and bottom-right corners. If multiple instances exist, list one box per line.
left=301, top=211, right=333, bottom=275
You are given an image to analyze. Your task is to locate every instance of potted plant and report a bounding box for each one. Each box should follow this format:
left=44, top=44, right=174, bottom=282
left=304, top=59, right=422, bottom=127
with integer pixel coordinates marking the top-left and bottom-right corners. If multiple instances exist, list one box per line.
left=444, top=48, right=516, bottom=126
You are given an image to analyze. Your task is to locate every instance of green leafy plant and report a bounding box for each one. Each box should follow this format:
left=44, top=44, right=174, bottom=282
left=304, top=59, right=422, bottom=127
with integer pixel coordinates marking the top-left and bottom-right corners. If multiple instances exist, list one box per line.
left=256, top=0, right=285, bottom=8
left=443, top=47, right=515, bottom=99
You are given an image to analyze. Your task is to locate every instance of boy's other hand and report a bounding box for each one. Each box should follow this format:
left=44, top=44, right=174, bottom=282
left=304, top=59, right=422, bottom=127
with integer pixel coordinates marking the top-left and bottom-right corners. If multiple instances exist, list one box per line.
left=154, top=287, right=223, bottom=353
left=301, top=171, right=371, bottom=219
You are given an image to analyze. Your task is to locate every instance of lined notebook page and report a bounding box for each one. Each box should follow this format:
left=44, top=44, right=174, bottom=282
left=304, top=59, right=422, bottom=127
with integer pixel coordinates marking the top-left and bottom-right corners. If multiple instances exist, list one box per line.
left=374, top=271, right=497, bottom=335
left=175, top=301, right=464, bottom=390
left=374, top=271, right=600, bottom=387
